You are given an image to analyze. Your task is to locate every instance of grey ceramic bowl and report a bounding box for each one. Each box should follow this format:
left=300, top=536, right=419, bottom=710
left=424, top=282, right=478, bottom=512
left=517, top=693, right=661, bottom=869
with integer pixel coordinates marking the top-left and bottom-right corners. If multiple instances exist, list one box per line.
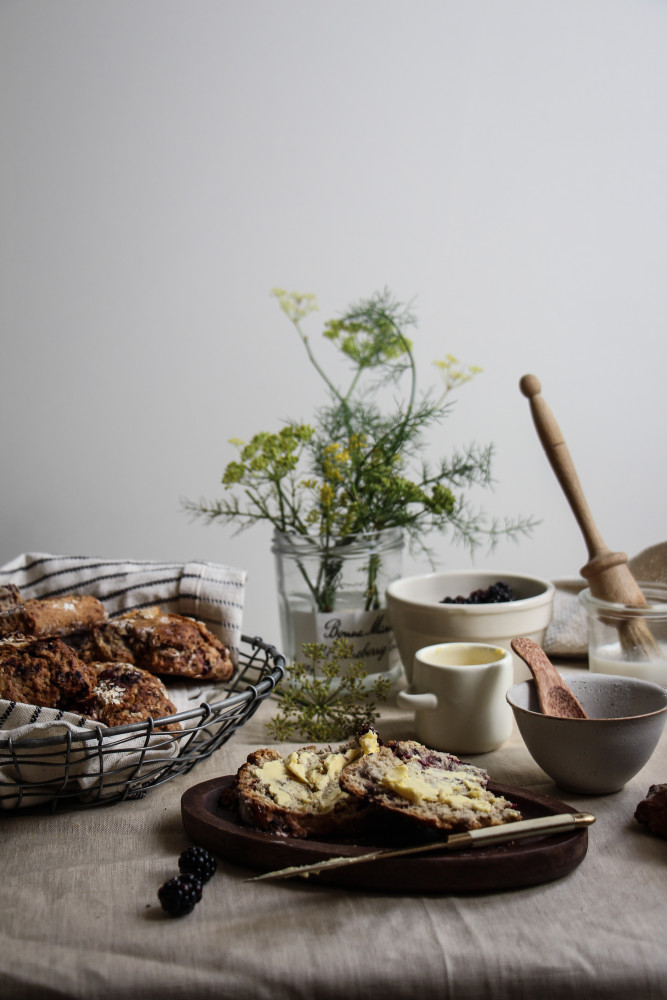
left=386, top=570, right=554, bottom=683
left=507, top=673, right=667, bottom=795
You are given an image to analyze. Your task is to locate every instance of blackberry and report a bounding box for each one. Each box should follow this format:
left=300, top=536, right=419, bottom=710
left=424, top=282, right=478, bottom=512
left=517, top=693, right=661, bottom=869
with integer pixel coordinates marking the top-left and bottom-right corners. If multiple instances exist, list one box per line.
left=178, top=845, right=217, bottom=883
left=157, top=874, right=203, bottom=917
left=440, top=581, right=515, bottom=605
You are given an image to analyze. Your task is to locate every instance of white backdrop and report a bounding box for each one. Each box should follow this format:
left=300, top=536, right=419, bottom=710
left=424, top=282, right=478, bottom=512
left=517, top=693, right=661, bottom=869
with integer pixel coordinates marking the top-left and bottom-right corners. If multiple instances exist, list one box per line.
left=2, top=0, right=666, bottom=648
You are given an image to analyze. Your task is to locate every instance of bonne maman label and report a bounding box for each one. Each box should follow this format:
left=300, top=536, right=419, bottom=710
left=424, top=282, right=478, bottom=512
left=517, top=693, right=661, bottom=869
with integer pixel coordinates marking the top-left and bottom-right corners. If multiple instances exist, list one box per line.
left=293, top=609, right=397, bottom=673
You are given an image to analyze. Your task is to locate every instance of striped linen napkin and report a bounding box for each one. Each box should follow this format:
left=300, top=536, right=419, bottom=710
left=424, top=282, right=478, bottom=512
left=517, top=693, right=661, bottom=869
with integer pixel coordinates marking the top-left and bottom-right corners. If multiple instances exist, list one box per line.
left=0, top=700, right=183, bottom=809
left=0, top=551, right=246, bottom=655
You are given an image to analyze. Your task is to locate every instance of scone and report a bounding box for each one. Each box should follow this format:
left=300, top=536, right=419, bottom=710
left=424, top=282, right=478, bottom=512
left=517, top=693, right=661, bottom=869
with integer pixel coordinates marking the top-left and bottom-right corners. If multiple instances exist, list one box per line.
left=635, top=783, right=667, bottom=839
left=73, top=662, right=180, bottom=731
left=0, top=635, right=97, bottom=710
left=339, top=739, right=521, bottom=832
left=78, top=608, right=233, bottom=682
left=0, top=584, right=21, bottom=612
left=229, top=730, right=381, bottom=838
left=0, top=594, right=107, bottom=641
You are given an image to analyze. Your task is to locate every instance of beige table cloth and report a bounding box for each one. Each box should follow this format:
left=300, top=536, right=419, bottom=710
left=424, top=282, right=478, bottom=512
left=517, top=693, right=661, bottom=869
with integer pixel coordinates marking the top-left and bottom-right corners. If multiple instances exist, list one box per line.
left=1, top=670, right=666, bottom=1000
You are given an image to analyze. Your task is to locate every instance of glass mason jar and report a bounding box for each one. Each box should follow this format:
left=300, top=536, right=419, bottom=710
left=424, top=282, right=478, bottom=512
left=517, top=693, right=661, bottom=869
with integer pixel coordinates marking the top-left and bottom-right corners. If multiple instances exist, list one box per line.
left=271, top=527, right=405, bottom=677
left=579, top=583, right=667, bottom=687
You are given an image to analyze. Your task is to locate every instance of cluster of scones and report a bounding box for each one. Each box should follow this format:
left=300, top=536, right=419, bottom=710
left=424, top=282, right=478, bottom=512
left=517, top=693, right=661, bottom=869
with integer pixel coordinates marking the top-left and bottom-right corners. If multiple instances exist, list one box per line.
left=0, top=584, right=233, bottom=731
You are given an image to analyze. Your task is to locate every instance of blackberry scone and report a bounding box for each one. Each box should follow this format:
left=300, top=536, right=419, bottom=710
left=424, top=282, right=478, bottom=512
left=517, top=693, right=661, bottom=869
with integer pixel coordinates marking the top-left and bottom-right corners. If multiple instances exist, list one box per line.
left=0, top=594, right=107, bottom=641
left=73, top=662, right=180, bottom=730
left=78, top=608, right=233, bottom=682
left=228, top=730, right=381, bottom=839
left=0, top=635, right=97, bottom=710
left=339, top=739, right=522, bottom=832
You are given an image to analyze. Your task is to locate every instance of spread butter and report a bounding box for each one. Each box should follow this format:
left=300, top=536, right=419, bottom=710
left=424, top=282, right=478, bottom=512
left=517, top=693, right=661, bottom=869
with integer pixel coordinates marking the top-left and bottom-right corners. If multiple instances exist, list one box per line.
left=380, top=763, right=493, bottom=812
left=252, top=733, right=379, bottom=813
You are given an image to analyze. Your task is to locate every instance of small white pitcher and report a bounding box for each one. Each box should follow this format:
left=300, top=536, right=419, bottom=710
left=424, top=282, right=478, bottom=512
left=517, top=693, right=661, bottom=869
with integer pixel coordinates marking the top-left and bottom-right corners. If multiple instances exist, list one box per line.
left=396, top=642, right=514, bottom=754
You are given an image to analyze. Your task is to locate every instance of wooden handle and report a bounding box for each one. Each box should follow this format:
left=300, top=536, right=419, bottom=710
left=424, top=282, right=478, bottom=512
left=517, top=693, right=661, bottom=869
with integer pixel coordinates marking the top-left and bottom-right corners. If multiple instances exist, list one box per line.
left=519, top=374, right=610, bottom=563
left=511, top=638, right=588, bottom=719
left=520, top=374, right=647, bottom=607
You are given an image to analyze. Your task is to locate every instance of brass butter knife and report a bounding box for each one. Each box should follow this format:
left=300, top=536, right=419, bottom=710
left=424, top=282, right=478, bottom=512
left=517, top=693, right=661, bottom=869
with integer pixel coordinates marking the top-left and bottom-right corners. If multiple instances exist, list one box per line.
left=247, top=812, right=595, bottom=882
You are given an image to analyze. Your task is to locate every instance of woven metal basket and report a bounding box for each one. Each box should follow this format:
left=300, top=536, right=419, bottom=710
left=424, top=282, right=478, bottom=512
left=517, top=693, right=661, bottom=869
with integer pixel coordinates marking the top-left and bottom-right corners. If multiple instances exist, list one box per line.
left=0, top=634, right=284, bottom=812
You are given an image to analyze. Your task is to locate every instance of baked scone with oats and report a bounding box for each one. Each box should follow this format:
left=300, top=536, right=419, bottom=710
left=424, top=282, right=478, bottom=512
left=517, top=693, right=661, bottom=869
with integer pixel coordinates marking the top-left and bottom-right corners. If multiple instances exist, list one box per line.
left=635, top=783, right=667, bottom=839
left=338, top=739, right=522, bottom=832
left=228, top=730, right=382, bottom=838
left=0, top=584, right=21, bottom=612
left=78, top=608, right=233, bottom=682
left=0, top=594, right=107, bottom=641
left=0, top=635, right=97, bottom=710
left=73, top=662, right=180, bottom=731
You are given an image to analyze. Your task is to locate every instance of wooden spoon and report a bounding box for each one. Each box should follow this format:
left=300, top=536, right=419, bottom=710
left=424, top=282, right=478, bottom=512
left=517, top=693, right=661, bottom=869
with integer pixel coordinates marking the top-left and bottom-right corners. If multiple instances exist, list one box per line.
left=511, top=637, right=588, bottom=719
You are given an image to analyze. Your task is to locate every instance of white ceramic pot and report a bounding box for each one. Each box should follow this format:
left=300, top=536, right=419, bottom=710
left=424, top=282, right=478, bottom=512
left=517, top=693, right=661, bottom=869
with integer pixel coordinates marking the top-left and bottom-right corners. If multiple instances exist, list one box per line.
left=386, top=570, right=555, bottom=684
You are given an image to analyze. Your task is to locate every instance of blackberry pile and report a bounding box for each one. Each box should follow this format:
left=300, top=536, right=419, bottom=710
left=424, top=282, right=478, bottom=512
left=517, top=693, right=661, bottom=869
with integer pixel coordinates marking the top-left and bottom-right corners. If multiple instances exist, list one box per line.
left=157, top=846, right=217, bottom=917
left=440, top=581, right=515, bottom=605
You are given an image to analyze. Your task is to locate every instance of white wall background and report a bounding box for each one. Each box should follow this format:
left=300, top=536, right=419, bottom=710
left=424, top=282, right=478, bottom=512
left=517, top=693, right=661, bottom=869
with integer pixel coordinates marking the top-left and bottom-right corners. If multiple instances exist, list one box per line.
left=2, top=0, right=666, bottom=647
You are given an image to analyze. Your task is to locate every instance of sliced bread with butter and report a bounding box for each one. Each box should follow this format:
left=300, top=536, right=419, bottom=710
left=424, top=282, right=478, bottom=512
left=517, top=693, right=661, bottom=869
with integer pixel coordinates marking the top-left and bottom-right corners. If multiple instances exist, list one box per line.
left=339, top=739, right=521, bottom=832
left=229, top=731, right=381, bottom=838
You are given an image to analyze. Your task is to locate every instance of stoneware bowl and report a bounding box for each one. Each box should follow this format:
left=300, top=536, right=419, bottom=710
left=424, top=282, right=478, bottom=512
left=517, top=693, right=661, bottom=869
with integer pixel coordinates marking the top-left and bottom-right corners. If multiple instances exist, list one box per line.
left=507, top=673, right=667, bottom=795
left=386, top=570, right=554, bottom=683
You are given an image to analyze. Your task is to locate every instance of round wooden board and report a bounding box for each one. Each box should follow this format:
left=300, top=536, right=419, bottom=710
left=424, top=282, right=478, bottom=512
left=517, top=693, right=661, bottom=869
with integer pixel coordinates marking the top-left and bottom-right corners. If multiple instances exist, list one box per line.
left=181, top=776, right=590, bottom=894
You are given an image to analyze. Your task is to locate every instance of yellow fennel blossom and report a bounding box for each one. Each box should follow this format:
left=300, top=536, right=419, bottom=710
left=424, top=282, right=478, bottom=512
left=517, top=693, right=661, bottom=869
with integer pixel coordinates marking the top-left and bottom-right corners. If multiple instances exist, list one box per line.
left=433, top=355, right=482, bottom=391
left=348, top=433, right=366, bottom=453
left=271, top=288, right=318, bottom=324
left=322, top=442, right=351, bottom=481
left=221, top=425, right=314, bottom=486
left=318, top=482, right=337, bottom=525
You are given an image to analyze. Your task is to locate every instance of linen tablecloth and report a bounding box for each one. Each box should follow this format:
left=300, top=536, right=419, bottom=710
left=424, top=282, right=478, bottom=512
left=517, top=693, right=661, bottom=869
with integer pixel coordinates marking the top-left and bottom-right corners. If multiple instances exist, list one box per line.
left=1, top=674, right=666, bottom=1000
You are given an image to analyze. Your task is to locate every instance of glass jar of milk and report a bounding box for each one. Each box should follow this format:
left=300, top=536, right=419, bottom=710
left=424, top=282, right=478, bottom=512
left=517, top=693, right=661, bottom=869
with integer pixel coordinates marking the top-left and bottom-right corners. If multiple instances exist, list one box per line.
left=579, top=583, right=667, bottom=687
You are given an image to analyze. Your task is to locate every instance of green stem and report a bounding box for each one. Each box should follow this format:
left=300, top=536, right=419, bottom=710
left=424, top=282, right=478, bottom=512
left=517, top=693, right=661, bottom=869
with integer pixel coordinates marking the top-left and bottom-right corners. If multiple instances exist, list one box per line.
left=294, top=322, right=343, bottom=404
left=294, top=555, right=327, bottom=611
left=364, top=550, right=381, bottom=611
left=352, top=324, right=417, bottom=492
left=341, top=366, right=364, bottom=407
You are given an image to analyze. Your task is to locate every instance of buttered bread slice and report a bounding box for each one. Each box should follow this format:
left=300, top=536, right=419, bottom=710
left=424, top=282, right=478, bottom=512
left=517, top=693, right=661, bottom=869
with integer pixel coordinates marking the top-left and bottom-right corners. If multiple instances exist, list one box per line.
left=231, top=731, right=381, bottom=838
left=339, top=739, right=521, bottom=832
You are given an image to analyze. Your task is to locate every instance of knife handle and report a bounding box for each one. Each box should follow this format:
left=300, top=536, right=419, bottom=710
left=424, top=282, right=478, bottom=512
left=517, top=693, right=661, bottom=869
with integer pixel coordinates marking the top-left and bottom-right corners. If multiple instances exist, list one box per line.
left=446, top=812, right=595, bottom=850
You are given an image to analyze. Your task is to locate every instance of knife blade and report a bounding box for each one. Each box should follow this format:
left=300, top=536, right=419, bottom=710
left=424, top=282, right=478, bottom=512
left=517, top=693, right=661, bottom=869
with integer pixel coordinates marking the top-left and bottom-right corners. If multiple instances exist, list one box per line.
left=246, top=811, right=595, bottom=882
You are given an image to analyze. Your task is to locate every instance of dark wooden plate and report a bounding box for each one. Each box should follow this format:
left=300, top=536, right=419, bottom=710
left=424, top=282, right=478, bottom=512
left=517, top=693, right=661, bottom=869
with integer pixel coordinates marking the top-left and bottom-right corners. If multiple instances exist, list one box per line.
left=181, top=776, right=590, bottom=893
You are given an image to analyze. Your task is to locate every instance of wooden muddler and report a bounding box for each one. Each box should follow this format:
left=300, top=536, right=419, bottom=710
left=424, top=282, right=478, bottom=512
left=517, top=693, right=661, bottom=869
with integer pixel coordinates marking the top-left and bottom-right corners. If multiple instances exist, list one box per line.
left=519, top=373, right=659, bottom=658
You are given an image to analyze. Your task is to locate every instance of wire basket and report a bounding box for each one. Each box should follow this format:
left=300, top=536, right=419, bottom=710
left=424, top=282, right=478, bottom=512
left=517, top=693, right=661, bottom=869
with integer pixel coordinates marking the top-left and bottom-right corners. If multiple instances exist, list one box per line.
left=0, top=634, right=285, bottom=813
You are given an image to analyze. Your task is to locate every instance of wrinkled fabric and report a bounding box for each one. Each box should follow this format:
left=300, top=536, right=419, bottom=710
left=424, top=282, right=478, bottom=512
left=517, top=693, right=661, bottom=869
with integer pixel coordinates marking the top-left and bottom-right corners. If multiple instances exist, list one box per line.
left=1, top=693, right=666, bottom=1000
